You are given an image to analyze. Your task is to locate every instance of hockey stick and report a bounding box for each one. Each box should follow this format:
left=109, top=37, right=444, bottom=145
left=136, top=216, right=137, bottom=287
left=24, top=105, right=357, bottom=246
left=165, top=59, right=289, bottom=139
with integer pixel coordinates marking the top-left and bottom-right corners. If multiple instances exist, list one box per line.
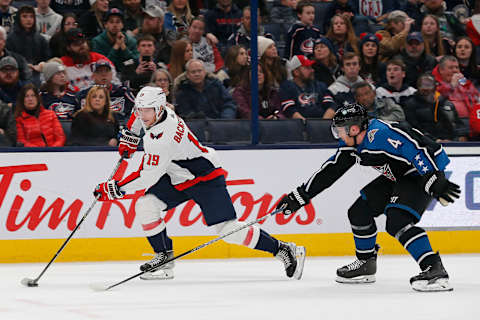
left=90, top=207, right=284, bottom=291
left=21, top=155, right=126, bottom=288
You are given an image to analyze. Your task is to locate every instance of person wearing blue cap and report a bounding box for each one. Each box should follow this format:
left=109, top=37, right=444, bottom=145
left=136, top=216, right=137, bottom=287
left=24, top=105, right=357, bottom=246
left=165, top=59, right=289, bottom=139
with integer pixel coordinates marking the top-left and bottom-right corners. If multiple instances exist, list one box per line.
left=358, top=33, right=382, bottom=84
left=91, top=8, right=139, bottom=74
left=311, top=37, right=340, bottom=86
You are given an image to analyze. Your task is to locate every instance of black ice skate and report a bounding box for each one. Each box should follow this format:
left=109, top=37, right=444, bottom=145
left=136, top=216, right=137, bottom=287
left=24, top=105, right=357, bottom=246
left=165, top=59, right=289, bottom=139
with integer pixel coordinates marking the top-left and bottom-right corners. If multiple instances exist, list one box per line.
left=140, top=250, right=175, bottom=280
left=275, top=241, right=306, bottom=280
left=410, top=258, right=452, bottom=292
left=336, top=245, right=379, bottom=283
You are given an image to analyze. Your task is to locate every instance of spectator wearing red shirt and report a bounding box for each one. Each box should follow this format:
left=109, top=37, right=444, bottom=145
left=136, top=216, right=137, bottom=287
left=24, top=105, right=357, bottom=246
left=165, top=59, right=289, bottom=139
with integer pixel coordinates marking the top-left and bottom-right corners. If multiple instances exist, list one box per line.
left=15, top=83, right=66, bottom=147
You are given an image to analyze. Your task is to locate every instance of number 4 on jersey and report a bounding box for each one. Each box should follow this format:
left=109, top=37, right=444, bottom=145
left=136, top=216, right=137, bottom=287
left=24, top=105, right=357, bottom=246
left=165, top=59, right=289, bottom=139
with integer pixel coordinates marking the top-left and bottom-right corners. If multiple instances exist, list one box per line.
left=387, top=138, right=402, bottom=149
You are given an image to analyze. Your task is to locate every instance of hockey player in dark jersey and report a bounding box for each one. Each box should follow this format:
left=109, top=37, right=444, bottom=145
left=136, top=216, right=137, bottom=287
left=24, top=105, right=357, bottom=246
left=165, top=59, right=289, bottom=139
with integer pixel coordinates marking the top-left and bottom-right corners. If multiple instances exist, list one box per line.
left=277, top=103, right=460, bottom=292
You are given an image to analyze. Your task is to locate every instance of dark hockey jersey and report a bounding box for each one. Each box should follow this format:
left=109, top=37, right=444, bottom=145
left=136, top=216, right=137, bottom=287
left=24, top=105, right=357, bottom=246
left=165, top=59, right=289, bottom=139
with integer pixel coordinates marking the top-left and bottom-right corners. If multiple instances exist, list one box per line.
left=40, top=91, right=79, bottom=121
left=302, top=119, right=450, bottom=198
left=285, top=23, right=322, bottom=59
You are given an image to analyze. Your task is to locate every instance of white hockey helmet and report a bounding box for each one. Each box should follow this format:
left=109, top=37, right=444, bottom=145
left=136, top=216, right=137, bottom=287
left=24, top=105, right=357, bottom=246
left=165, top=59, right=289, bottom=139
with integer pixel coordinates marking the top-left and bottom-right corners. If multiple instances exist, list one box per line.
left=134, top=86, right=167, bottom=128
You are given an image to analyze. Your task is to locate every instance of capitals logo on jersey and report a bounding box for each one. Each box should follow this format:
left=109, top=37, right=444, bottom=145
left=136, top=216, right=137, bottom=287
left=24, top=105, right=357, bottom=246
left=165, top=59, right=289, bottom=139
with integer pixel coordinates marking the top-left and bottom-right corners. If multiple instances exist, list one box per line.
left=150, top=132, right=163, bottom=139
left=372, top=163, right=396, bottom=181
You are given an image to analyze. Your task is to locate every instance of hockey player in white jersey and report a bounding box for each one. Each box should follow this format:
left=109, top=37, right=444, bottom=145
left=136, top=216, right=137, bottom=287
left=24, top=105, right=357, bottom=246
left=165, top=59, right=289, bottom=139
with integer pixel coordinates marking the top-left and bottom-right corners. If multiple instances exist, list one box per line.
left=94, top=86, right=306, bottom=280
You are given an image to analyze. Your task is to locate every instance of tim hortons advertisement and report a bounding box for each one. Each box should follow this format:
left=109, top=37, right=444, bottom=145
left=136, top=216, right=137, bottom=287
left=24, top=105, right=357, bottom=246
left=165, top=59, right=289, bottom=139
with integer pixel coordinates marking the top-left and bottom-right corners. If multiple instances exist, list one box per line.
left=0, top=149, right=479, bottom=240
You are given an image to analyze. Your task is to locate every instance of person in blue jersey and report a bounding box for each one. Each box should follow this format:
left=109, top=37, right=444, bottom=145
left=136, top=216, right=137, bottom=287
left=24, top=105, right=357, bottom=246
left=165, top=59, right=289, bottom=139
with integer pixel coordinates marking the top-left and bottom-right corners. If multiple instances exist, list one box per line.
left=276, top=103, right=460, bottom=292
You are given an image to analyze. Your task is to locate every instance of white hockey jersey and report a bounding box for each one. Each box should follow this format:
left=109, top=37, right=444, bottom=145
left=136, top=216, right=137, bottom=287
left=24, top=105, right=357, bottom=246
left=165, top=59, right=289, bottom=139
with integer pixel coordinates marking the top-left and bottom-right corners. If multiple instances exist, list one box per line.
left=119, top=107, right=222, bottom=194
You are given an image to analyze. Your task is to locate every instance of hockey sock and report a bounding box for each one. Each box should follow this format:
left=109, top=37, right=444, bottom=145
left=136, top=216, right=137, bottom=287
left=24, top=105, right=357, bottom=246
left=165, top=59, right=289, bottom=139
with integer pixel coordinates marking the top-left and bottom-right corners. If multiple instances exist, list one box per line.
left=147, top=229, right=173, bottom=253
left=255, top=229, right=279, bottom=255
left=352, top=222, right=378, bottom=260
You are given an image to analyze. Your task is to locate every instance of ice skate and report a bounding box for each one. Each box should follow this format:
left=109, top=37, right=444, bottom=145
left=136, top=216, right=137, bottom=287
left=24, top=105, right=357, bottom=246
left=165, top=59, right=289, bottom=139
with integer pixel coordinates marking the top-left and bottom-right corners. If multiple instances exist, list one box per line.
left=140, top=251, right=175, bottom=280
left=410, top=258, right=452, bottom=292
left=275, top=241, right=306, bottom=280
left=336, top=245, right=379, bottom=283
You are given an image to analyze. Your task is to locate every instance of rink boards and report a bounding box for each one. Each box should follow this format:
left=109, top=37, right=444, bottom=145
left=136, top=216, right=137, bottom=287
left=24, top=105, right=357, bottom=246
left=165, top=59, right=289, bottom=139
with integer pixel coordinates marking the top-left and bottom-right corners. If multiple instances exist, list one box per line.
left=0, top=147, right=479, bottom=262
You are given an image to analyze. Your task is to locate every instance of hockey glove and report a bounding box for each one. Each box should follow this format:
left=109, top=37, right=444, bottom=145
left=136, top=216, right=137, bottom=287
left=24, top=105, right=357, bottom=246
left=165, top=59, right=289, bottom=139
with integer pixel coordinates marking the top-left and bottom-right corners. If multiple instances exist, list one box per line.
left=118, top=129, right=141, bottom=158
left=423, top=171, right=460, bottom=206
left=276, top=187, right=310, bottom=215
left=94, top=180, right=125, bottom=201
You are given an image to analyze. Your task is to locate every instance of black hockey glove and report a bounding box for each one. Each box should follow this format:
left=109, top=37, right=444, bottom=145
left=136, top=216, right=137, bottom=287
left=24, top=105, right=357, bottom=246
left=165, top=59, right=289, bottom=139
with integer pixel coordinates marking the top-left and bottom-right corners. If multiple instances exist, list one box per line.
left=423, top=171, right=460, bottom=206
left=276, top=187, right=310, bottom=215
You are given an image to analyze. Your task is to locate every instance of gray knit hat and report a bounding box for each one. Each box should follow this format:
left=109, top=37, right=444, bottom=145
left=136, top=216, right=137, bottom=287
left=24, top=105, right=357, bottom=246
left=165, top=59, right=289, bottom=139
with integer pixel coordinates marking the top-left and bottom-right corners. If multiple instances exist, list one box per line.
left=0, top=56, right=18, bottom=70
left=43, top=62, right=65, bottom=82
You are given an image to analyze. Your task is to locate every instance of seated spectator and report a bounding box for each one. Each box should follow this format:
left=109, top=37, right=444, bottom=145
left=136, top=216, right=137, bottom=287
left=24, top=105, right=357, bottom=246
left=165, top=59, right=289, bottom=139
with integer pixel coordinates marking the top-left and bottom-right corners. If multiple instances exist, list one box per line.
left=49, top=13, right=78, bottom=58
left=0, top=0, right=16, bottom=33
left=50, top=0, right=89, bottom=16
left=150, top=68, right=174, bottom=106
left=15, top=83, right=66, bottom=147
left=227, top=6, right=265, bottom=51
left=353, top=81, right=405, bottom=122
left=421, top=14, right=452, bottom=59
left=358, top=33, right=382, bottom=85
left=284, top=0, right=322, bottom=59
left=233, top=63, right=281, bottom=119
left=168, top=39, right=192, bottom=81
left=396, top=32, right=437, bottom=88
left=280, top=55, right=336, bottom=120
left=0, top=26, right=31, bottom=81
left=123, top=34, right=160, bottom=92
left=0, top=56, right=26, bottom=106
left=0, top=97, right=16, bottom=146
left=404, top=73, right=468, bottom=142
left=328, top=52, right=366, bottom=106
left=326, top=14, right=359, bottom=61
left=122, top=0, right=143, bottom=34
left=78, top=0, right=109, bottom=39
left=204, top=0, right=242, bottom=55
left=61, top=28, right=121, bottom=90
left=164, top=0, right=194, bottom=40
left=377, top=10, right=414, bottom=62
left=222, top=45, right=248, bottom=89
left=70, top=85, right=119, bottom=146
left=35, top=0, right=62, bottom=41
left=77, top=60, right=134, bottom=123
left=376, top=59, right=416, bottom=105
left=6, top=5, right=51, bottom=80
left=40, top=61, right=79, bottom=121
left=188, top=16, right=224, bottom=74
left=311, top=37, right=340, bottom=86
left=137, top=5, right=174, bottom=64
left=406, top=0, right=466, bottom=41
left=258, top=36, right=287, bottom=89
left=175, top=59, right=236, bottom=119
left=454, top=36, right=480, bottom=87
left=91, top=8, right=139, bottom=73
left=433, top=55, right=480, bottom=118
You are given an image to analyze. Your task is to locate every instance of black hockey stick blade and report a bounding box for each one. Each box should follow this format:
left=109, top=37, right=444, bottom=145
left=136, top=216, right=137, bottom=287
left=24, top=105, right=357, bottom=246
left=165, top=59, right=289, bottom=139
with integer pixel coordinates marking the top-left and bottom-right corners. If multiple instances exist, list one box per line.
left=20, top=277, right=39, bottom=287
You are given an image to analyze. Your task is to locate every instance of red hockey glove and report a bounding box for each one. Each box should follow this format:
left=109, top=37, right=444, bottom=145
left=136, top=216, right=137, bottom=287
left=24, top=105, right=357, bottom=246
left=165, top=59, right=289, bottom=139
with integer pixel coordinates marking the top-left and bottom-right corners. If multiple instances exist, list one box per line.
left=118, top=129, right=141, bottom=158
left=94, top=180, right=124, bottom=201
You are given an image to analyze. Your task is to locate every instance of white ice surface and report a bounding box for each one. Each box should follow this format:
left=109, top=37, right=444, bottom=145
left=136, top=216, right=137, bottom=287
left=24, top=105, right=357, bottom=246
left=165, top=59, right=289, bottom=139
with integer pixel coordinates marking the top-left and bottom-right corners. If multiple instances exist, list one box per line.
left=1, top=255, right=479, bottom=320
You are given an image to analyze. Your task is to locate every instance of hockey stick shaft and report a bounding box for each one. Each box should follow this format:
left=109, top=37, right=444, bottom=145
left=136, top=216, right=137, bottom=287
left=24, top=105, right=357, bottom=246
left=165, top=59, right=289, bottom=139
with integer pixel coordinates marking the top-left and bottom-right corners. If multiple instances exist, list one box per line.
left=29, top=155, right=125, bottom=284
left=102, top=207, right=284, bottom=291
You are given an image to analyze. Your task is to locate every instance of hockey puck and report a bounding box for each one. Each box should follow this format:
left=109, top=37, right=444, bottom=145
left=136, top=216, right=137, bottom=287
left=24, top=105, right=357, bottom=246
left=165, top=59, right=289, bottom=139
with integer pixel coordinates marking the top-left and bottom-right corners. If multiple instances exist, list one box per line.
left=21, top=278, right=38, bottom=287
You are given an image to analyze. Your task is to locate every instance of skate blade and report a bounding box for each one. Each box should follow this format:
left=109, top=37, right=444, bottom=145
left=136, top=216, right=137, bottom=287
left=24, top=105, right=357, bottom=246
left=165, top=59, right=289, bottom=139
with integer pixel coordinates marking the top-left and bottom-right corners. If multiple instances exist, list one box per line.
left=335, top=275, right=376, bottom=284
left=411, top=278, right=453, bottom=292
left=293, top=246, right=306, bottom=280
left=140, top=269, right=174, bottom=280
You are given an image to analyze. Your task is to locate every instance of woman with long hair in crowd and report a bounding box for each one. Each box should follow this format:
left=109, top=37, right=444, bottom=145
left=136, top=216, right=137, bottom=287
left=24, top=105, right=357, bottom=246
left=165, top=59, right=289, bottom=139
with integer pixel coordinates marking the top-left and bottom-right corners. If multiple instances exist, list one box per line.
left=49, top=13, right=77, bottom=58
left=223, top=45, right=249, bottom=89
left=70, top=85, right=119, bottom=146
left=421, top=14, right=452, bottom=59
left=165, top=0, right=194, bottom=39
left=326, top=14, right=359, bottom=61
left=78, top=0, right=109, bottom=39
left=454, top=36, right=480, bottom=86
left=258, top=36, right=287, bottom=89
left=358, top=33, right=382, bottom=85
left=15, top=83, right=66, bottom=147
left=168, top=39, right=193, bottom=81
left=232, top=63, right=282, bottom=119
left=312, top=37, right=340, bottom=86
left=150, top=68, right=175, bottom=106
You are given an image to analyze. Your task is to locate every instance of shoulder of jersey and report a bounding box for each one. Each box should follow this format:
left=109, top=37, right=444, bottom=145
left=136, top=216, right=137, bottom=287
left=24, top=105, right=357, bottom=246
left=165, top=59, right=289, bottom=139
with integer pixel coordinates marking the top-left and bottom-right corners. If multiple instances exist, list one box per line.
left=365, top=119, right=391, bottom=144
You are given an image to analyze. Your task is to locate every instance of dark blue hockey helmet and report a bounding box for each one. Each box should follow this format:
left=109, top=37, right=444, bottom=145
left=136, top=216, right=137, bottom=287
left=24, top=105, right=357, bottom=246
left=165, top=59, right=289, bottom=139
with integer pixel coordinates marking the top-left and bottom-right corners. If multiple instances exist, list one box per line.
left=331, top=103, right=369, bottom=138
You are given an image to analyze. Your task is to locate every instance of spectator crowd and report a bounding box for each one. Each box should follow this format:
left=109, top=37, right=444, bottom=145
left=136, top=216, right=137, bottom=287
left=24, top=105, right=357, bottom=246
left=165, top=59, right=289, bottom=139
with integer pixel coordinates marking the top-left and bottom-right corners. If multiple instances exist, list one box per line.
left=1, top=0, right=480, bottom=147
